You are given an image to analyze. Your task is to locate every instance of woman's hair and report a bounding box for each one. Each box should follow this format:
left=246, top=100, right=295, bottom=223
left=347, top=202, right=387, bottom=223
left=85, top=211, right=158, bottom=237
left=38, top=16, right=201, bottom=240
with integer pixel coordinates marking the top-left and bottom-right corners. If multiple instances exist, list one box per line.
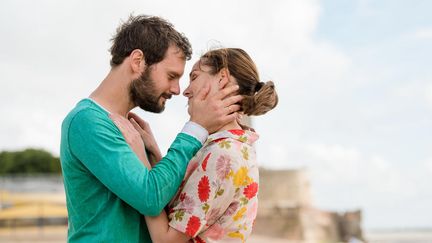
left=200, top=48, right=278, bottom=116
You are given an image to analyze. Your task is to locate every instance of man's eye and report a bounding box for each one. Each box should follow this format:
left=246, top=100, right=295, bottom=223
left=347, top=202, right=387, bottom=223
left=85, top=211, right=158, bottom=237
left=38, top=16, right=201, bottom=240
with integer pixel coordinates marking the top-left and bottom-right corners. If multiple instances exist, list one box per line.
left=191, top=75, right=197, bottom=81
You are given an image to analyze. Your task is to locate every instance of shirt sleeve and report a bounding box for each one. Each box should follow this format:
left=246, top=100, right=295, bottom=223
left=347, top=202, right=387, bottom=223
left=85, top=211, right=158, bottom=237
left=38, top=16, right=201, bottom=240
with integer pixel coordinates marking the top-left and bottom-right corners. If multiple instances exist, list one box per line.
left=67, top=109, right=202, bottom=216
left=168, top=144, right=238, bottom=238
left=181, top=121, right=209, bottom=145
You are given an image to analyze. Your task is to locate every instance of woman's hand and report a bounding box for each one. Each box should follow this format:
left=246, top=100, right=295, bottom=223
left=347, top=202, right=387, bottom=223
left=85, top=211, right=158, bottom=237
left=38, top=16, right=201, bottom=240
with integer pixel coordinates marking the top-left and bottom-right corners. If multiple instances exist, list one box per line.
left=109, top=113, right=151, bottom=169
left=127, top=112, right=162, bottom=165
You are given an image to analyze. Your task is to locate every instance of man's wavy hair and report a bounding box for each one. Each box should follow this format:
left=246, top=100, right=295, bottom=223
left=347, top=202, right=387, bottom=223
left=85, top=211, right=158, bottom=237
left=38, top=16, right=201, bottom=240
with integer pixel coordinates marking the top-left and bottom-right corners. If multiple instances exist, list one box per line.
left=110, top=15, right=192, bottom=67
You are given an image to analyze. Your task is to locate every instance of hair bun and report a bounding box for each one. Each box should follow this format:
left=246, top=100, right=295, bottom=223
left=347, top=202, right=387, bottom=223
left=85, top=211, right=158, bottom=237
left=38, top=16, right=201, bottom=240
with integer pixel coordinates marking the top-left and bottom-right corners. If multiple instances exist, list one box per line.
left=243, top=80, right=278, bottom=116
left=255, top=81, right=265, bottom=92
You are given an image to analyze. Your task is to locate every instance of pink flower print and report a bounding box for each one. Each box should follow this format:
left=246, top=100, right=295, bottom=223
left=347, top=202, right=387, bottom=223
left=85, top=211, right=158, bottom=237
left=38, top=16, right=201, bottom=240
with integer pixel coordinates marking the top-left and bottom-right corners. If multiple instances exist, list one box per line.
left=225, top=201, right=240, bottom=216
left=216, top=155, right=231, bottom=180
left=247, top=131, right=259, bottom=143
left=233, top=140, right=243, bottom=151
left=204, top=223, right=225, bottom=240
left=205, top=208, right=221, bottom=225
left=179, top=193, right=195, bottom=214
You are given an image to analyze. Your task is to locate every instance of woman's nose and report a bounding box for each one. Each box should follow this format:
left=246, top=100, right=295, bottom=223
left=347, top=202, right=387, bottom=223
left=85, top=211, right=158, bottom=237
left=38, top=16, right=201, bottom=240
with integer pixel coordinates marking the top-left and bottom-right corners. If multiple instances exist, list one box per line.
left=183, top=86, right=191, bottom=97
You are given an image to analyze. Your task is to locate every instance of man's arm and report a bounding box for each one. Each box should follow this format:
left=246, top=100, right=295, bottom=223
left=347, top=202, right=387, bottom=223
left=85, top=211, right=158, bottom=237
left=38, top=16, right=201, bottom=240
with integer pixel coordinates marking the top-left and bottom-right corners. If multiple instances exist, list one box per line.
left=68, top=109, right=201, bottom=216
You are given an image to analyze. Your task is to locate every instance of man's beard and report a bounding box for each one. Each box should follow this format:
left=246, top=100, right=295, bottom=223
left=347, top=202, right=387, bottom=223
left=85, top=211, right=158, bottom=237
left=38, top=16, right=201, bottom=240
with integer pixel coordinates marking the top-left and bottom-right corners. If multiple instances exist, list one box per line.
left=129, top=68, right=169, bottom=113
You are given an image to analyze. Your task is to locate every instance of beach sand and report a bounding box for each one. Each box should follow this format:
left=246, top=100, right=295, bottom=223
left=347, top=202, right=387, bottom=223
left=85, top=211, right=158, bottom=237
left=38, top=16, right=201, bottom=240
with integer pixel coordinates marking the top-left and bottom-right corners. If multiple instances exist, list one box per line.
left=0, top=226, right=294, bottom=243
left=2, top=226, right=432, bottom=242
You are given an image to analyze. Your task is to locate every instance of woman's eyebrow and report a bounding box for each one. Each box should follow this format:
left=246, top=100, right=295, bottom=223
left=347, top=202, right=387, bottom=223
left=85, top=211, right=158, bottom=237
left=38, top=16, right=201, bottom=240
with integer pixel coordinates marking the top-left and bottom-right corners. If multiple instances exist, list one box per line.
left=189, top=70, right=197, bottom=78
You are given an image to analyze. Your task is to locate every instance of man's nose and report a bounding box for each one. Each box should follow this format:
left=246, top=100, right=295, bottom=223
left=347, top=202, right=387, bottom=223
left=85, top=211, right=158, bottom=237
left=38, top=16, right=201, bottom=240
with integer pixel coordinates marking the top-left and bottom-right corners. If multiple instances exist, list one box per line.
left=170, top=81, right=180, bottom=95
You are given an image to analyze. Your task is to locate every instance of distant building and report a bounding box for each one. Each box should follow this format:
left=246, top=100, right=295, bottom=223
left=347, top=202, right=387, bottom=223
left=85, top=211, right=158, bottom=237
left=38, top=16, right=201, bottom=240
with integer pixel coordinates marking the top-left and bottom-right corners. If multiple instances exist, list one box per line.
left=254, top=168, right=365, bottom=242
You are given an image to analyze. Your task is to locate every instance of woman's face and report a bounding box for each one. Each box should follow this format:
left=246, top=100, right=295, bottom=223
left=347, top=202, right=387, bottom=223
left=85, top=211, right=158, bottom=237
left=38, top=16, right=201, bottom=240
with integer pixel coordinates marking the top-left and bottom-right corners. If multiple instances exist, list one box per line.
left=183, top=61, right=221, bottom=113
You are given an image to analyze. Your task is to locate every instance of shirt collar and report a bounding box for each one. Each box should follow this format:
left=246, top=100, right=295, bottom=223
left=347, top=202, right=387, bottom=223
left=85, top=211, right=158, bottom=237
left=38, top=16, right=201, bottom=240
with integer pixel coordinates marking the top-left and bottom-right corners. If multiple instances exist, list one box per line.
left=204, top=129, right=259, bottom=146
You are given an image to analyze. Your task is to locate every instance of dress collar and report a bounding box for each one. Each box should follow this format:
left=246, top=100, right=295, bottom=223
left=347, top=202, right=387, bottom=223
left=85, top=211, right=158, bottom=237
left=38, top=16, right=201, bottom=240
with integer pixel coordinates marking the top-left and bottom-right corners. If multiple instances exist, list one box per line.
left=204, top=129, right=259, bottom=146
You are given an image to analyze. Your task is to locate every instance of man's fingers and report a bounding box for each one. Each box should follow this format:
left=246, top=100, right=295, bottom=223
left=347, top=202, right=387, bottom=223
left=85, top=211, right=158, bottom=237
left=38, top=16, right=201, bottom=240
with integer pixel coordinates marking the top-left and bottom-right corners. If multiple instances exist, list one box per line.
left=224, top=104, right=241, bottom=115
left=195, top=82, right=211, bottom=101
left=222, top=95, right=243, bottom=107
left=214, top=84, right=239, bottom=100
left=221, top=112, right=239, bottom=124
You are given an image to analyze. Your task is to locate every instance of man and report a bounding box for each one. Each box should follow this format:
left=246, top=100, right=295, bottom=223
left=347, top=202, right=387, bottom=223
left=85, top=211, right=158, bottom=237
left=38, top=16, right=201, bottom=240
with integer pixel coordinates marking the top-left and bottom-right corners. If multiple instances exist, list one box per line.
left=60, top=15, right=242, bottom=242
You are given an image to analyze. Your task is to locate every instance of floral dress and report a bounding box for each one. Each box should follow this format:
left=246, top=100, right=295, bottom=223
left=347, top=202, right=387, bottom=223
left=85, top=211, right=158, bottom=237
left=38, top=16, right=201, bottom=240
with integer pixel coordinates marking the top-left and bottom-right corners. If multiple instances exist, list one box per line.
left=168, top=129, right=260, bottom=243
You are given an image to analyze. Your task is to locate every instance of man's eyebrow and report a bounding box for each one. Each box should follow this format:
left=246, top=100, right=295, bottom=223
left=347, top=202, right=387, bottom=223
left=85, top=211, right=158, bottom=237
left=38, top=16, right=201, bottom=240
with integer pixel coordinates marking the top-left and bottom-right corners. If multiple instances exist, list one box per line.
left=168, top=71, right=182, bottom=78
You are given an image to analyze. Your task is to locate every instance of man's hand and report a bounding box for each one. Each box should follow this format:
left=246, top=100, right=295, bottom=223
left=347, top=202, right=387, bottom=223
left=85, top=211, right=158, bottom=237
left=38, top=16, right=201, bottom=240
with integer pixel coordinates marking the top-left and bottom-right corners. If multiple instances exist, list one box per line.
left=189, top=79, right=243, bottom=134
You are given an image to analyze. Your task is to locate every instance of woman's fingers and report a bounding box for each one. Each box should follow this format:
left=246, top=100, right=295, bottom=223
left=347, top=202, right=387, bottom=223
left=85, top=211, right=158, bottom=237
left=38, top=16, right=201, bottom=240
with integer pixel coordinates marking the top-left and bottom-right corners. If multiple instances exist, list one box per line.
left=110, top=113, right=138, bottom=141
left=130, top=118, right=145, bottom=135
left=128, top=112, right=151, bottom=131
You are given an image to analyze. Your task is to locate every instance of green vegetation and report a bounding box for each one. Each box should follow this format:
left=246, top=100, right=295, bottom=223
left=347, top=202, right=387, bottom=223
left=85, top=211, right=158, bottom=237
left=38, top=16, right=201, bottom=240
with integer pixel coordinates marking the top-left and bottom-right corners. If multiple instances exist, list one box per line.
left=0, top=149, right=61, bottom=175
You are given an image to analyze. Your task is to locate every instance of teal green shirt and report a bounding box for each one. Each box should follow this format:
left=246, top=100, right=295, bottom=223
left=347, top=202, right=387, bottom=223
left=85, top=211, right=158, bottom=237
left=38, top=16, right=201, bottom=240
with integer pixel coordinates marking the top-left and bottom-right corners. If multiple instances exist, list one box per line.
left=60, top=99, right=202, bottom=242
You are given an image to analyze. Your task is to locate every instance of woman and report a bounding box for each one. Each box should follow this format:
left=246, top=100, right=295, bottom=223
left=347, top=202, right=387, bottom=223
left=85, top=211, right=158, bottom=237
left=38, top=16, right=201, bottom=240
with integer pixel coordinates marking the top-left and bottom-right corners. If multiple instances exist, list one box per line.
left=116, top=48, right=277, bottom=242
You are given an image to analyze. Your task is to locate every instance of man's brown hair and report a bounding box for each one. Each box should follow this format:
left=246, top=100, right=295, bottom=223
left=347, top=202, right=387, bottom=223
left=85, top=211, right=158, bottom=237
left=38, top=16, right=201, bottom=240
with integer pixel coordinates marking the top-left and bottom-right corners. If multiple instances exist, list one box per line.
left=110, top=15, right=192, bottom=67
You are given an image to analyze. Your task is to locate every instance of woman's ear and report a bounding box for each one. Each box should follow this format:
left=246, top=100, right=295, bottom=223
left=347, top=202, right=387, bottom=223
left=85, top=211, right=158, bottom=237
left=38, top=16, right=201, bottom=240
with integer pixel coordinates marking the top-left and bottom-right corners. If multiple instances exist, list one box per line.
left=130, top=49, right=146, bottom=74
left=218, top=68, right=232, bottom=89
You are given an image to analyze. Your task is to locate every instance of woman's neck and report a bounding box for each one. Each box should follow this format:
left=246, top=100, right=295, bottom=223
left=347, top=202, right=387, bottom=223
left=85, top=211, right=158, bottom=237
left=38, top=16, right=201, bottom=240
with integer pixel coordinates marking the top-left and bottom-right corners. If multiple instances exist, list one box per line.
left=216, top=120, right=242, bottom=133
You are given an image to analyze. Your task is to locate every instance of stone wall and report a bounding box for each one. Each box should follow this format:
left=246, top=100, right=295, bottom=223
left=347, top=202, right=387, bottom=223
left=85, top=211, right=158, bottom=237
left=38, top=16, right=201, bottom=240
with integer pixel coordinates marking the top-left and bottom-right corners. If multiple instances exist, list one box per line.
left=254, top=168, right=364, bottom=242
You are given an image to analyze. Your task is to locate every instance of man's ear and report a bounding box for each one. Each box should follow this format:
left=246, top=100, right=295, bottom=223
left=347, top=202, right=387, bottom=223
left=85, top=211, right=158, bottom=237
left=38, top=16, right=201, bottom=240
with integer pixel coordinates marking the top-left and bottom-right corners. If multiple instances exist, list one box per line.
left=130, top=49, right=146, bottom=74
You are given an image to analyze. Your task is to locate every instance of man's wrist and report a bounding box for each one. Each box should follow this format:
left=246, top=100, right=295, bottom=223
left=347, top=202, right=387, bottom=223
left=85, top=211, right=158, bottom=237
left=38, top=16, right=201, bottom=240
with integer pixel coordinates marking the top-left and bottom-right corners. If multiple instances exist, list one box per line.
left=181, top=121, right=209, bottom=144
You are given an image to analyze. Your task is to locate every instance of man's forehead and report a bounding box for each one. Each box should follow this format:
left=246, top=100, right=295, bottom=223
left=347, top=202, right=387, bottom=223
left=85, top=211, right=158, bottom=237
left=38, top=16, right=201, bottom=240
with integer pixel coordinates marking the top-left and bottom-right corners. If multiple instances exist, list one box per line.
left=159, top=52, right=186, bottom=73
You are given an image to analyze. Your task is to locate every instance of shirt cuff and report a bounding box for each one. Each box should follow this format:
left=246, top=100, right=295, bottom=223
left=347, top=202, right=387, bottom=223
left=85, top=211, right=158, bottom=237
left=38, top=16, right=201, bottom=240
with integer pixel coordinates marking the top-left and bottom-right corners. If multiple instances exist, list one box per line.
left=181, top=121, right=209, bottom=144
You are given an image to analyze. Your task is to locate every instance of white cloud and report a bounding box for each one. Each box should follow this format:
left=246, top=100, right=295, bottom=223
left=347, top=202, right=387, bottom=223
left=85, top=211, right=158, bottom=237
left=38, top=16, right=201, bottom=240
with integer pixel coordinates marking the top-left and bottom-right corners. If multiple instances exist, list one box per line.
left=412, top=28, right=432, bottom=40
left=426, top=83, right=432, bottom=107
left=290, top=143, right=424, bottom=213
left=425, top=158, right=432, bottom=174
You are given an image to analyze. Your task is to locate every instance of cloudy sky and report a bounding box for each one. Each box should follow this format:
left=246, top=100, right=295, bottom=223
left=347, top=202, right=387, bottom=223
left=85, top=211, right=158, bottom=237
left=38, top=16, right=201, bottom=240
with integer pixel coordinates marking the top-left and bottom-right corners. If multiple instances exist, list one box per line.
left=1, top=0, right=431, bottom=230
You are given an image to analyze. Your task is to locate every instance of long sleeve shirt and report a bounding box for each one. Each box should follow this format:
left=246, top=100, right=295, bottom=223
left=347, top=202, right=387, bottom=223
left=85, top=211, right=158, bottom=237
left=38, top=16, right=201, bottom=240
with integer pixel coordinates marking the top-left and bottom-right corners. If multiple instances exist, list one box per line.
left=60, top=98, right=202, bottom=242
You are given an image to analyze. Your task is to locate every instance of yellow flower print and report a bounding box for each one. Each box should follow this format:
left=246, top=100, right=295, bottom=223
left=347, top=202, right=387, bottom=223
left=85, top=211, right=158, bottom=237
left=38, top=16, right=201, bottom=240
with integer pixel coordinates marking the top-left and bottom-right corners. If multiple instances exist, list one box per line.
left=233, top=206, right=247, bottom=221
left=218, top=140, right=232, bottom=149
left=228, top=231, right=245, bottom=242
left=233, top=167, right=253, bottom=187
left=238, top=136, right=247, bottom=143
left=241, top=147, right=249, bottom=160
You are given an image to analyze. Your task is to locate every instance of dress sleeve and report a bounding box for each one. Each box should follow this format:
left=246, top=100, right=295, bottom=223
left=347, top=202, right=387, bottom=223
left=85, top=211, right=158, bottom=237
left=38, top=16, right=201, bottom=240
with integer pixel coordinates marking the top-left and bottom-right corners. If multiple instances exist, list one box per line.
left=167, top=143, right=238, bottom=238
left=68, top=109, right=202, bottom=216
